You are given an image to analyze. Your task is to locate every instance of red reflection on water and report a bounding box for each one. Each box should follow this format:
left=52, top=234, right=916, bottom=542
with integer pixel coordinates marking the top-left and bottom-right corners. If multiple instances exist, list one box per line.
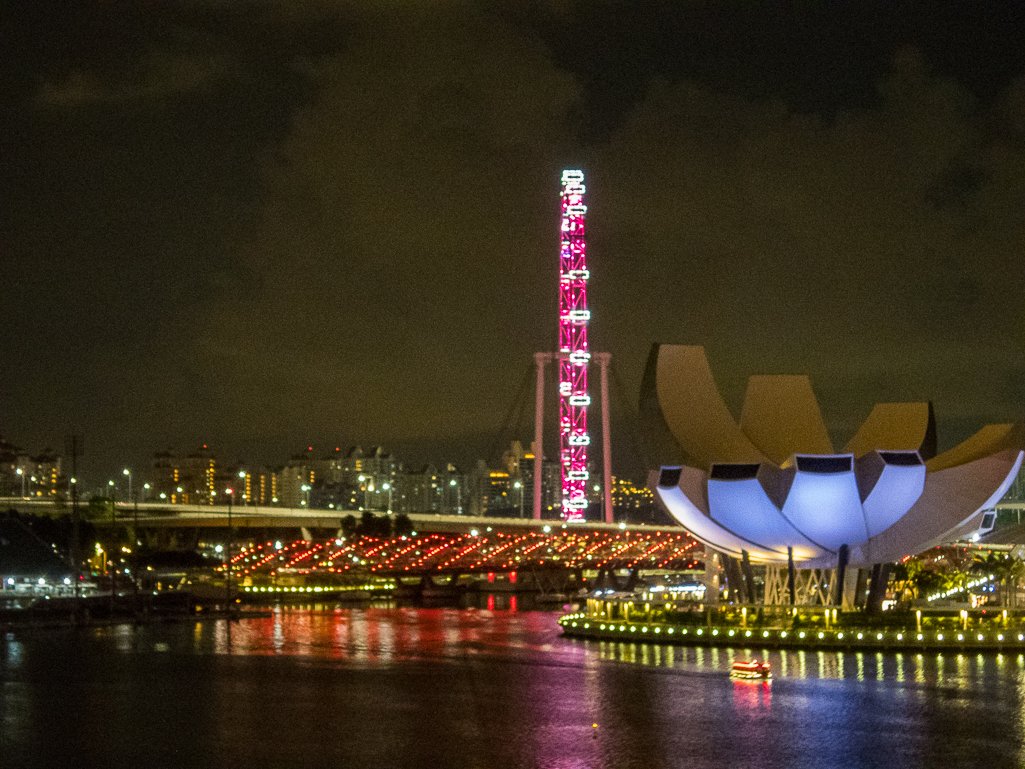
left=732, top=679, right=772, bottom=712
left=487, top=594, right=495, bottom=611
left=209, top=607, right=563, bottom=664
left=510, top=596, right=517, bottom=612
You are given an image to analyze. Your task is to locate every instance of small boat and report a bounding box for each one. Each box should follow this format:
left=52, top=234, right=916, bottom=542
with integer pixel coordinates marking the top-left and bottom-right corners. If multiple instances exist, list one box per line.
left=730, top=659, right=771, bottom=679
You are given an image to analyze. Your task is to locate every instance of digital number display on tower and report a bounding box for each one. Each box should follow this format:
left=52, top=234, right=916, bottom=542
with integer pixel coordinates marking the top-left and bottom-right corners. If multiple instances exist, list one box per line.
left=559, top=170, right=590, bottom=520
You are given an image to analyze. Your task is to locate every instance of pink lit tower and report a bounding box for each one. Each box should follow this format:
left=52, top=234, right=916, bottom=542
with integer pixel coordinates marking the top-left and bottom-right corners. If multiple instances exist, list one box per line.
left=533, top=170, right=612, bottom=523
left=557, top=170, right=592, bottom=520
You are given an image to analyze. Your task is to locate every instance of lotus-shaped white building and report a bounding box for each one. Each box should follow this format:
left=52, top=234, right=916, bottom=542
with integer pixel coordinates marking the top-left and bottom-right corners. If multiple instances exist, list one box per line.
left=645, top=345, right=1024, bottom=568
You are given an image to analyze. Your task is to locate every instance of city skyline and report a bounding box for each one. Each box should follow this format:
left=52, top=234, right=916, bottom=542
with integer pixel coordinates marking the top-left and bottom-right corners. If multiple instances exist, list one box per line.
left=0, top=433, right=663, bottom=527
left=4, top=3, right=1025, bottom=485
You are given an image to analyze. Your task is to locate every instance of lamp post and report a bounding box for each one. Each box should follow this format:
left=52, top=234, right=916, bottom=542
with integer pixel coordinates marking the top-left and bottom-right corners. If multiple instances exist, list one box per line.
left=108, top=479, right=116, bottom=613
left=382, top=482, right=392, bottom=513
left=122, top=468, right=132, bottom=505
left=224, top=488, right=234, bottom=618
left=449, top=478, right=462, bottom=515
left=131, top=483, right=141, bottom=604
left=514, top=480, right=524, bottom=518
left=16, top=468, right=24, bottom=498
left=70, top=476, right=79, bottom=613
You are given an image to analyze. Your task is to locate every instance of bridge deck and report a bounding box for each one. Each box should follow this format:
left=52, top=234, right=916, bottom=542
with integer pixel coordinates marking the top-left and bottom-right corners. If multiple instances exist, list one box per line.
left=228, top=529, right=702, bottom=579
left=0, top=498, right=675, bottom=534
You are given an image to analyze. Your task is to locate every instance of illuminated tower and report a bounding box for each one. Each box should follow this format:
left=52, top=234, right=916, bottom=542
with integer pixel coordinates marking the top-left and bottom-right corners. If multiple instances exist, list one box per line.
left=558, top=170, right=590, bottom=520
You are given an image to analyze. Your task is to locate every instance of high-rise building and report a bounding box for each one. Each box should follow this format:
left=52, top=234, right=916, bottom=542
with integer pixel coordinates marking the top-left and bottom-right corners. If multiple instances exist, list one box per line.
left=151, top=446, right=216, bottom=504
left=0, top=436, right=65, bottom=499
left=610, top=476, right=658, bottom=523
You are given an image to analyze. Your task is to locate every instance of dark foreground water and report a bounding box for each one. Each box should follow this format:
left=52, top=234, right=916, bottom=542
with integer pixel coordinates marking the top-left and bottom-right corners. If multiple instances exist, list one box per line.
left=3, top=604, right=1025, bottom=769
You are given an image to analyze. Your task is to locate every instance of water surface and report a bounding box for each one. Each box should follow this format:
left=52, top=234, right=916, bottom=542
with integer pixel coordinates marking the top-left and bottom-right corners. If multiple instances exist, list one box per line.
left=3, top=604, right=1024, bottom=768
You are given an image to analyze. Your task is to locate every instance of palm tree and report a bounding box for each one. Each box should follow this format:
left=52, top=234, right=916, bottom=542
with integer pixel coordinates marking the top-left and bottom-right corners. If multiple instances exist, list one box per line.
left=972, top=552, right=1016, bottom=608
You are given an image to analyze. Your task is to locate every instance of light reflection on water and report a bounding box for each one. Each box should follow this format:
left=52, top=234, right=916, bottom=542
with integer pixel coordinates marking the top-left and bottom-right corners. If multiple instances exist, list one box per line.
left=3, top=605, right=1025, bottom=769
left=592, top=632, right=1025, bottom=686
left=88, top=602, right=1025, bottom=703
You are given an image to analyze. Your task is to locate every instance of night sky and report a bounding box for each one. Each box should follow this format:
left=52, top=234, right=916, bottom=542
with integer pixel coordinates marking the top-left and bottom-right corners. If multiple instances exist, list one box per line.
left=4, top=1, right=1025, bottom=488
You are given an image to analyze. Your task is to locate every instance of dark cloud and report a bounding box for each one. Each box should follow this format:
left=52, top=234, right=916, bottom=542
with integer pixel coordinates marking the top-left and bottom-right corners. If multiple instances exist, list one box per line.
left=188, top=6, right=582, bottom=453
left=593, top=50, right=1025, bottom=448
left=3, top=2, right=1025, bottom=484
left=36, top=43, right=233, bottom=106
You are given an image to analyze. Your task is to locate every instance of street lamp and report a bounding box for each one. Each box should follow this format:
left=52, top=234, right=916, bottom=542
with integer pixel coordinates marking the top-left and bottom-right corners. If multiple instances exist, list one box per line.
left=382, top=482, right=392, bottom=513
left=225, top=487, right=234, bottom=618
left=15, top=468, right=24, bottom=498
left=122, top=468, right=132, bottom=503
left=514, top=480, right=524, bottom=518
left=449, top=478, right=461, bottom=515
left=108, top=479, right=117, bottom=610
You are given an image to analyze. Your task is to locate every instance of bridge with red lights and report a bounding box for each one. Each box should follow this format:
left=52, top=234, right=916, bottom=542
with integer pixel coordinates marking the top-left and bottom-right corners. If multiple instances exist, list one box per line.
left=228, top=529, right=702, bottom=583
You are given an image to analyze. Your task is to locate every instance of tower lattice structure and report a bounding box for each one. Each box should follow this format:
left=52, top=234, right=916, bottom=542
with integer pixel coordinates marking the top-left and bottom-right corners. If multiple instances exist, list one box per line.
left=558, top=170, right=591, bottom=520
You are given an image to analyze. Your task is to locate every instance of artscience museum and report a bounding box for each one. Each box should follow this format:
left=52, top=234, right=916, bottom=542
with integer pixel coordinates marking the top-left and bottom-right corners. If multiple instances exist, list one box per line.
left=644, top=345, right=1024, bottom=570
